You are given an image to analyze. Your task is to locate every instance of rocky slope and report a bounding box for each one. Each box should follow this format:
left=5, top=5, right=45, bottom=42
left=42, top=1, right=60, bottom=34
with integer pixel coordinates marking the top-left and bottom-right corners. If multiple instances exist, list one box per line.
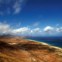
left=0, top=36, right=62, bottom=62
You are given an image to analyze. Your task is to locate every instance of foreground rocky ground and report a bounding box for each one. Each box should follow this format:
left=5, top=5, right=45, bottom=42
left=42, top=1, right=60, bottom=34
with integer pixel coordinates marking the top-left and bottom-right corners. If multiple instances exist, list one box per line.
left=0, top=36, right=62, bottom=62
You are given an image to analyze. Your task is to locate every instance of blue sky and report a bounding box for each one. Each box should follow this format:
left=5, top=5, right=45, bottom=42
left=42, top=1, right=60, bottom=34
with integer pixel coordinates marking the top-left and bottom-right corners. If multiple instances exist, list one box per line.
left=0, top=0, right=62, bottom=36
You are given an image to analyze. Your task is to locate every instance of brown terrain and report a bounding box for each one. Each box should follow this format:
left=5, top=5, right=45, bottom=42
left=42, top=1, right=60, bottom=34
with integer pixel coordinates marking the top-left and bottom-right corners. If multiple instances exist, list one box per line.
left=0, top=36, right=62, bottom=62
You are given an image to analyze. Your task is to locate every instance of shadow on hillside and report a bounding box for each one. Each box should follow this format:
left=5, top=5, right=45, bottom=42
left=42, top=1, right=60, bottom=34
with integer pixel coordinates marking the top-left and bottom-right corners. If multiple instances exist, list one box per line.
left=17, top=43, right=56, bottom=52
left=0, top=41, right=17, bottom=50
left=0, top=41, right=56, bottom=52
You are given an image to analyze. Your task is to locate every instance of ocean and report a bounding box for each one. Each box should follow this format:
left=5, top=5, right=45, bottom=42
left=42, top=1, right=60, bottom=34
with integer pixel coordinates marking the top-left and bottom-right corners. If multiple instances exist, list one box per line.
left=26, top=36, right=62, bottom=48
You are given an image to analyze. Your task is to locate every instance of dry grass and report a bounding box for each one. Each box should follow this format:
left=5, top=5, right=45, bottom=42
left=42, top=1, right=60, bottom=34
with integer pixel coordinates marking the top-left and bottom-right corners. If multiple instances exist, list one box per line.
left=0, top=36, right=62, bottom=62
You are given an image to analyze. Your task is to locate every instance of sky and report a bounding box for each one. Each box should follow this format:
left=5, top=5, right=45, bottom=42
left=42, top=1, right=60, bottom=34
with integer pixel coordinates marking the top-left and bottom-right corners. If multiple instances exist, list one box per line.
left=0, top=0, right=62, bottom=36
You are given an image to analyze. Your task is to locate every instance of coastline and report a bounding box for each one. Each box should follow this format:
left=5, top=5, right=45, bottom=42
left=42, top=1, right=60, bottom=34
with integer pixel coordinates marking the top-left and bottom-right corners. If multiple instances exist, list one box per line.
left=25, top=39, right=62, bottom=50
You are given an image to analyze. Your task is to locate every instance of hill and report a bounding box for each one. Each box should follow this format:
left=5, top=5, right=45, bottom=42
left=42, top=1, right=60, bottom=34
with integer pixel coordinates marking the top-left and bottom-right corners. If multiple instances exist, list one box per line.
left=0, top=36, right=62, bottom=62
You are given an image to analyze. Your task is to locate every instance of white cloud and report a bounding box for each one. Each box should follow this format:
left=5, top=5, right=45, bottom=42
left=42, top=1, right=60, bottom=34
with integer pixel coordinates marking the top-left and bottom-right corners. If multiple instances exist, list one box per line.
left=14, top=7, right=21, bottom=14
left=13, top=0, right=22, bottom=14
left=0, top=23, right=11, bottom=34
left=56, top=27, right=62, bottom=32
left=44, top=26, right=54, bottom=33
left=0, top=23, right=29, bottom=35
left=43, top=26, right=62, bottom=36
left=12, top=27, right=30, bottom=34
left=0, top=0, right=24, bottom=15
left=31, top=28, right=41, bottom=33
left=30, top=28, right=42, bottom=36
left=0, top=22, right=62, bottom=36
left=0, top=23, right=42, bottom=36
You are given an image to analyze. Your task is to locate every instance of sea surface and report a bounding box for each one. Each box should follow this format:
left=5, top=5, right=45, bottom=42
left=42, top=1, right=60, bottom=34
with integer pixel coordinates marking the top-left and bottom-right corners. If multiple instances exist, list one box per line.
left=26, top=36, right=62, bottom=48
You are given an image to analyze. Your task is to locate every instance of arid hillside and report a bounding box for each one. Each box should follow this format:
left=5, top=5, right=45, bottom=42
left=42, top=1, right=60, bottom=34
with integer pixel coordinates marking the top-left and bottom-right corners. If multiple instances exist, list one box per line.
left=0, top=36, right=62, bottom=62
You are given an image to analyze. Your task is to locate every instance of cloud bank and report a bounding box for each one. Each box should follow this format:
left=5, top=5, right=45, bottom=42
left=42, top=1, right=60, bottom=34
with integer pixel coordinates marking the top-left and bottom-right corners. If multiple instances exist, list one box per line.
left=0, top=22, right=62, bottom=36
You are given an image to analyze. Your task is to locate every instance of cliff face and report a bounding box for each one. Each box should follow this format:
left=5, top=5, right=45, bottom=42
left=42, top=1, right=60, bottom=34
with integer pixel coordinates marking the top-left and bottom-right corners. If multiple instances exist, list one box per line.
left=0, top=36, right=62, bottom=62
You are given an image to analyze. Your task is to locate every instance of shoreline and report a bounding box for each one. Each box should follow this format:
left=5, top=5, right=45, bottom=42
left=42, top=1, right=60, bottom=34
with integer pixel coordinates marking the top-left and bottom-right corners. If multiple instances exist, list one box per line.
left=25, top=39, right=62, bottom=50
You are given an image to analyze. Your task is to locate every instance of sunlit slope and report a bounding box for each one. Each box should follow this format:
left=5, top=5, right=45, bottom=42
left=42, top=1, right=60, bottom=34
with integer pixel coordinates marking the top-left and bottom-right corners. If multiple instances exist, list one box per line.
left=0, top=36, right=62, bottom=62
